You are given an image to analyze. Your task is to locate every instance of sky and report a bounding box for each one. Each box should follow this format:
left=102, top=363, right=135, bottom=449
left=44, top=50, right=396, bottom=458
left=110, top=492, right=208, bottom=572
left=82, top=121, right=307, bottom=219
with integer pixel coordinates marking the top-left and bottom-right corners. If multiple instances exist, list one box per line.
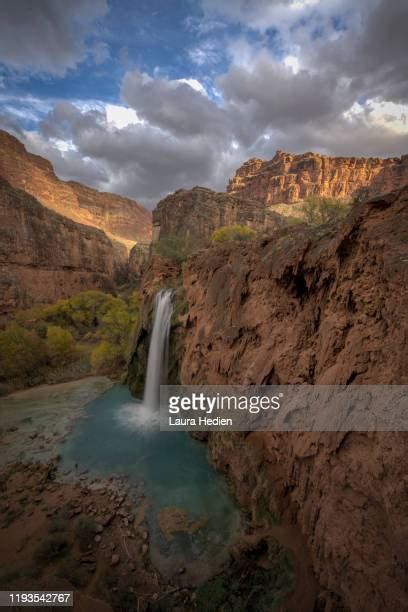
left=1, top=0, right=408, bottom=209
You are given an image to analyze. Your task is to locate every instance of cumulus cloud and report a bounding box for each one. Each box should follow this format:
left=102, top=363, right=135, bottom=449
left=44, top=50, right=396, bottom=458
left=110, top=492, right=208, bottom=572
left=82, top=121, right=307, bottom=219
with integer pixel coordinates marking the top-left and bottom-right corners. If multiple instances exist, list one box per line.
left=121, top=71, right=229, bottom=139
left=307, top=0, right=408, bottom=104
left=24, top=99, right=241, bottom=208
left=5, top=0, right=408, bottom=209
left=200, top=0, right=333, bottom=33
left=218, top=50, right=353, bottom=134
left=0, top=0, right=108, bottom=75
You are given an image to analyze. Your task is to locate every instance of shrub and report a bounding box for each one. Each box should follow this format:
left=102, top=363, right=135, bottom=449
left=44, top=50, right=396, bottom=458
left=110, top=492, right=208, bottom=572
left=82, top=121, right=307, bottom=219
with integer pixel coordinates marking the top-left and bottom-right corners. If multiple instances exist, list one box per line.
left=303, top=196, right=351, bottom=226
left=42, top=291, right=117, bottom=333
left=98, top=302, right=136, bottom=348
left=0, top=324, right=47, bottom=381
left=46, top=325, right=76, bottom=366
left=91, top=341, right=123, bottom=373
left=153, top=235, right=201, bottom=263
left=211, top=224, right=256, bottom=243
left=34, top=322, right=47, bottom=339
left=8, top=290, right=141, bottom=383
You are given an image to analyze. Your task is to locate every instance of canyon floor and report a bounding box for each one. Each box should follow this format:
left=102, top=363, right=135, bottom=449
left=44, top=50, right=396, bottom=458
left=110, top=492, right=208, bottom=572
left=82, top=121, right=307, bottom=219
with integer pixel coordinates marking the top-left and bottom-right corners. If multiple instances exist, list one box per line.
left=0, top=379, right=313, bottom=611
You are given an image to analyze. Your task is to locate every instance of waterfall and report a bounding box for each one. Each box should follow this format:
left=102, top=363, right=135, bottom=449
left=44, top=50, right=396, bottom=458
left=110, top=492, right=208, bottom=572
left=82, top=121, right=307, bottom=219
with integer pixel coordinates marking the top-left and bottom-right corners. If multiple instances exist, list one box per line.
left=118, top=289, right=173, bottom=430
left=143, top=289, right=174, bottom=411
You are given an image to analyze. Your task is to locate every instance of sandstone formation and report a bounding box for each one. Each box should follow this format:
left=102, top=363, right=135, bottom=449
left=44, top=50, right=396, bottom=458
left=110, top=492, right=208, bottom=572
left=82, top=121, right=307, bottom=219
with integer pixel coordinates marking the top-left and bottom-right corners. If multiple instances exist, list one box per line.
left=0, top=129, right=152, bottom=251
left=228, top=149, right=408, bottom=206
left=128, top=242, right=151, bottom=282
left=153, top=186, right=284, bottom=242
left=0, top=178, right=117, bottom=314
left=176, top=187, right=408, bottom=610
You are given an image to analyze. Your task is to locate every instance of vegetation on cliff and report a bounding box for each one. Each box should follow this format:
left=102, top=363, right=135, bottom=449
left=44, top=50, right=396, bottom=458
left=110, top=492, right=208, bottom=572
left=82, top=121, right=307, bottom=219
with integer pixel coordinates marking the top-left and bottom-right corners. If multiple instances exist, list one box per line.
left=212, top=224, right=257, bottom=243
left=0, top=290, right=140, bottom=391
left=302, top=196, right=351, bottom=226
left=152, top=233, right=210, bottom=264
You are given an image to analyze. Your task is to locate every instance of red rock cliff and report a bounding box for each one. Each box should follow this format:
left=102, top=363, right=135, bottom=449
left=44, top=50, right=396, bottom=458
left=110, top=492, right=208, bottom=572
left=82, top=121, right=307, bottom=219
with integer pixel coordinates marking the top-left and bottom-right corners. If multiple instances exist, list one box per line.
left=179, top=187, right=408, bottom=610
left=0, top=129, right=152, bottom=251
left=0, top=178, right=117, bottom=314
left=153, top=186, right=284, bottom=241
left=228, top=149, right=408, bottom=205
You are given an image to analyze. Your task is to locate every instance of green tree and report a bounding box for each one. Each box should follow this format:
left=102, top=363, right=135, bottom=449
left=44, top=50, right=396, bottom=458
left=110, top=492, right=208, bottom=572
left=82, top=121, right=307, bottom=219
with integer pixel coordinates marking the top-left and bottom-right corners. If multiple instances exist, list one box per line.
left=153, top=235, right=208, bottom=263
left=303, top=196, right=351, bottom=226
left=0, top=324, right=47, bottom=381
left=91, top=341, right=123, bottom=373
left=46, top=325, right=76, bottom=366
left=211, top=224, right=256, bottom=243
left=39, top=291, right=119, bottom=335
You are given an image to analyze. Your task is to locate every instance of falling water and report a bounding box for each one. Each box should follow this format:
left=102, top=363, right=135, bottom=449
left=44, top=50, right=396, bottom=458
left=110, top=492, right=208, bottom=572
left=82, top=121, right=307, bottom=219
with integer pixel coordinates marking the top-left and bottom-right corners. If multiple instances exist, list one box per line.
left=118, top=289, right=173, bottom=429
left=143, top=289, right=174, bottom=411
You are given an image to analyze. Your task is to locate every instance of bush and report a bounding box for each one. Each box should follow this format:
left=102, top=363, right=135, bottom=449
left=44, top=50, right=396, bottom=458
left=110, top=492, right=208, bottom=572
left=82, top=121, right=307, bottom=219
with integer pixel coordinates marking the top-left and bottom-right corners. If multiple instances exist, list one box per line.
left=46, top=325, right=76, bottom=366
left=91, top=341, right=123, bottom=373
left=8, top=290, right=141, bottom=384
left=0, top=324, right=47, bottom=381
left=303, top=196, right=351, bottom=226
left=211, top=224, right=256, bottom=243
left=98, top=302, right=136, bottom=348
left=153, top=235, right=201, bottom=263
left=41, top=291, right=119, bottom=334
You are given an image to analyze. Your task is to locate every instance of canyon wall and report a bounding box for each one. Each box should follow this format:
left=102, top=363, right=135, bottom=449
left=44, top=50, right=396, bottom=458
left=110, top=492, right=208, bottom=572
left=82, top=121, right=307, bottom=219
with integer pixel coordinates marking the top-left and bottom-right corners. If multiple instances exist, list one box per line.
left=0, top=129, right=152, bottom=251
left=0, top=178, right=117, bottom=314
left=153, top=186, right=284, bottom=241
left=228, top=149, right=408, bottom=206
left=177, top=187, right=408, bottom=610
left=128, top=242, right=151, bottom=282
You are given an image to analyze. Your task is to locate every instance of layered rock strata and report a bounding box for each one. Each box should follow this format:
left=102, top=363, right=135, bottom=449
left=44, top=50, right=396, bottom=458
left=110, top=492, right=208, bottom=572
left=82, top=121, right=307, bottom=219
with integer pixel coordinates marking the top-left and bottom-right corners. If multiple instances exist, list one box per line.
left=153, top=186, right=284, bottom=241
left=178, top=186, right=408, bottom=610
left=228, top=149, right=408, bottom=205
left=0, top=129, right=152, bottom=251
left=0, top=178, right=117, bottom=314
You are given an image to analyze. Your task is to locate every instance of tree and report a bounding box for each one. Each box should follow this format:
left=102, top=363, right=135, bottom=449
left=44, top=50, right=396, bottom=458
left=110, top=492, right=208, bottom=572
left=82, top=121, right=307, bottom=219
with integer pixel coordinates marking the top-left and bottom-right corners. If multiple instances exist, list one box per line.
left=91, top=341, right=123, bottom=373
left=46, top=325, right=76, bottom=366
left=0, top=324, right=47, bottom=381
left=211, top=224, right=256, bottom=243
left=303, top=196, right=351, bottom=226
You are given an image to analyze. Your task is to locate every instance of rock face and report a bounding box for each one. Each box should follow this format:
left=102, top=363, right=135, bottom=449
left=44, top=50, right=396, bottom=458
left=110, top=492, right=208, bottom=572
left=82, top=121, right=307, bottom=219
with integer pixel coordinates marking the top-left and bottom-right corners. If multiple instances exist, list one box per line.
left=128, top=242, right=151, bottom=282
left=179, top=187, right=408, bottom=610
left=153, top=186, right=284, bottom=241
left=0, top=129, right=152, bottom=251
left=0, top=178, right=117, bottom=314
left=228, top=149, right=408, bottom=205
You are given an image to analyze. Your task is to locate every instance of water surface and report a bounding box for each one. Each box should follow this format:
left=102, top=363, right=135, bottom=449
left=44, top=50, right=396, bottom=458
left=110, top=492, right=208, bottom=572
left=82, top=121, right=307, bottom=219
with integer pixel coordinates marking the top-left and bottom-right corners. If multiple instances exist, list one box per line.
left=60, top=384, right=240, bottom=581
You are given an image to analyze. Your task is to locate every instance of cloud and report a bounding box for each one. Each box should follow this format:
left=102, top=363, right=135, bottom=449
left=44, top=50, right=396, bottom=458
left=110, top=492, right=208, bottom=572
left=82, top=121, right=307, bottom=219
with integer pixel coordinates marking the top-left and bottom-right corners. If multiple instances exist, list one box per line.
left=0, top=0, right=108, bottom=75
left=5, top=0, right=408, bottom=210
left=218, top=50, right=353, bottom=135
left=121, top=70, right=229, bottom=139
left=307, top=0, right=408, bottom=104
left=24, top=99, right=241, bottom=208
left=200, top=0, right=327, bottom=33
left=189, top=40, right=222, bottom=66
